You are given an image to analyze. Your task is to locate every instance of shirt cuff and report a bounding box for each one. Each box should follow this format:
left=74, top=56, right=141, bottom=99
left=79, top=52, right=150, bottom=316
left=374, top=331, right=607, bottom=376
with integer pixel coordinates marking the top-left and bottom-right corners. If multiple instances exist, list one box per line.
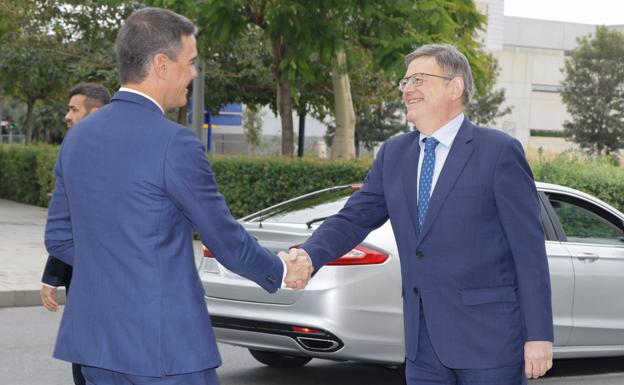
left=41, top=283, right=58, bottom=289
left=280, top=257, right=287, bottom=288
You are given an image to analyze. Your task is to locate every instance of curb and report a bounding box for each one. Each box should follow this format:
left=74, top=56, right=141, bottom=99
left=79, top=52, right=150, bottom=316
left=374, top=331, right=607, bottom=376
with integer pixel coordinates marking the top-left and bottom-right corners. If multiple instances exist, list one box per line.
left=0, top=288, right=66, bottom=308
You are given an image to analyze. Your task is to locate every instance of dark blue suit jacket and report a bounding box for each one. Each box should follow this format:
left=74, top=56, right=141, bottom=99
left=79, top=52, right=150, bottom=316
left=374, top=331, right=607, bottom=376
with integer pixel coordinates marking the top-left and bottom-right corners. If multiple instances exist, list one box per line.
left=42, top=256, right=73, bottom=289
left=45, top=91, right=284, bottom=376
left=302, top=118, right=553, bottom=369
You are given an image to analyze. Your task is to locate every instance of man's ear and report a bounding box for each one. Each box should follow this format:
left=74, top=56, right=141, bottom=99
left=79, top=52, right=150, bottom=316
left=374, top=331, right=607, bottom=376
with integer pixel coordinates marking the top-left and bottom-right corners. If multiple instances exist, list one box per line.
left=152, top=53, right=169, bottom=79
left=87, top=107, right=100, bottom=114
left=449, top=76, right=465, bottom=102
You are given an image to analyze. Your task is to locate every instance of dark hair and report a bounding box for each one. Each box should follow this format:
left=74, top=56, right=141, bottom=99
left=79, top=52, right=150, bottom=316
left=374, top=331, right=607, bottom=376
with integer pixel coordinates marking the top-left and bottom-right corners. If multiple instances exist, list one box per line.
left=115, top=7, right=197, bottom=84
left=405, top=44, right=475, bottom=105
left=68, top=83, right=111, bottom=110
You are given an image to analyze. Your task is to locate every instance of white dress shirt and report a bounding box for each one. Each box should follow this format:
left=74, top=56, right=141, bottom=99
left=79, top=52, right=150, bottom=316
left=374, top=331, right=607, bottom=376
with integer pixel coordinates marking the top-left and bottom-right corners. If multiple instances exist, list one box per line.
left=119, top=87, right=165, bottom=114
left=416, top=113, right=464, bottom=199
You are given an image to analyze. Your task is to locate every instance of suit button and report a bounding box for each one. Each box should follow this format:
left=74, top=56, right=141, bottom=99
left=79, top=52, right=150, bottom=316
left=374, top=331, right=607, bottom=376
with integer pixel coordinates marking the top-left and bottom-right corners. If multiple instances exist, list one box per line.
left=416, top=251, right=424, bottom=258
left=413, top=288, right=419, bottom=295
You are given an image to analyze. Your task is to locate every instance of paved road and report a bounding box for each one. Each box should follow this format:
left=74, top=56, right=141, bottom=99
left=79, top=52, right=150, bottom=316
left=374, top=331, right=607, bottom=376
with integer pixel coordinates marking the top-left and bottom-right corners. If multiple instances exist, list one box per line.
left=2, top=306, right=624, bottom=385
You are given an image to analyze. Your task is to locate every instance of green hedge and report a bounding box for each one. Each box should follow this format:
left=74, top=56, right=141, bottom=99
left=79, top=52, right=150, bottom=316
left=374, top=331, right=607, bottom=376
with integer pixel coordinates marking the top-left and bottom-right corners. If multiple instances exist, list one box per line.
left=0, top=144, right=370, bottom=217
left=0, top=144, right=58, bottom=207
left=1, top=144, right=623, bottom=216
left=532, top=154, right=624, bottom=212
left=209, top=156, right=370, bottom=217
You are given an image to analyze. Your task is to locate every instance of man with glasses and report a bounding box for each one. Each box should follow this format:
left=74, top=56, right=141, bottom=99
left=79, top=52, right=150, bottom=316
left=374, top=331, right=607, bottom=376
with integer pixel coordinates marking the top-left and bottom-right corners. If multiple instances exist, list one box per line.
left=290, top=44, right=553, bottom=384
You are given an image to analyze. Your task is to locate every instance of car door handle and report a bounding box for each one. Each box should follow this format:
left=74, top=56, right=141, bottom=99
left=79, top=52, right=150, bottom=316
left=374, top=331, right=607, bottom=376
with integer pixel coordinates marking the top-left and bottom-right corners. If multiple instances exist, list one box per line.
left=573, top=252, right=600, bottom=262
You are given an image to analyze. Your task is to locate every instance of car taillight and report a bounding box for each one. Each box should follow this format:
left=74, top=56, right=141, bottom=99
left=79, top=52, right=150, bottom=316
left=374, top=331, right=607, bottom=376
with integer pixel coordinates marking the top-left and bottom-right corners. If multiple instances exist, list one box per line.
left=203, top=245, right=214, bottom=258
left=327, top=245, right=388, bottom=266
left=291, top=326, right=323, bottom=334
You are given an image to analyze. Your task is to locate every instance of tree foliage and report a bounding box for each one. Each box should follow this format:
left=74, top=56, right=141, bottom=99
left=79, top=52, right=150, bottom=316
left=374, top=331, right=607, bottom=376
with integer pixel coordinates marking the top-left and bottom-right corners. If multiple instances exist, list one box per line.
left=0, top=0, right=135, bottom=142
left=561, top=26, right=624, bottom=156
left=156, top=0, right=491, bottom=158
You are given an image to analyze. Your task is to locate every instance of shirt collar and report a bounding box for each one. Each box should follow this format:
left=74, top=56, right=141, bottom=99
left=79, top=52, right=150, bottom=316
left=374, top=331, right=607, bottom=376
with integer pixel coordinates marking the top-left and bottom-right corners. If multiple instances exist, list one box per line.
left=119, top=87, right=164, bottom=114
left=419, top=112, right=464, bottom=149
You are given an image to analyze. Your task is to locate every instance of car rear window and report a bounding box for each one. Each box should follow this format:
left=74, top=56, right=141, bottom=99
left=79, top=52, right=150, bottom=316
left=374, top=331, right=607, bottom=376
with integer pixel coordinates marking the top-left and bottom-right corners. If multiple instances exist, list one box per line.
left=244, top=186, right=358, bottom=224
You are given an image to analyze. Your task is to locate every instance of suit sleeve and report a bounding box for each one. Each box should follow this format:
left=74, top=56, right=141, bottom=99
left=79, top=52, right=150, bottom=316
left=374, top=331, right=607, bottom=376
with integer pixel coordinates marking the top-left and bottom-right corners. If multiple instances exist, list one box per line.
left=302, top=142, right=389, bottom=271
left=493, top=138, right=554, bottom=342
left=44, top=153, right=74, bottom=266
left=41, top=255, right=73, bottom=288
left=163, top=128, right=283, bottom=293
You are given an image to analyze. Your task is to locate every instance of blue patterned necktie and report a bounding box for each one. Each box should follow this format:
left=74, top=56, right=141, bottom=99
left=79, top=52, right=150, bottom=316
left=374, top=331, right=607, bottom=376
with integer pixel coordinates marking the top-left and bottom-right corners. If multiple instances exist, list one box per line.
left=417, top=137, right=440, bottom=230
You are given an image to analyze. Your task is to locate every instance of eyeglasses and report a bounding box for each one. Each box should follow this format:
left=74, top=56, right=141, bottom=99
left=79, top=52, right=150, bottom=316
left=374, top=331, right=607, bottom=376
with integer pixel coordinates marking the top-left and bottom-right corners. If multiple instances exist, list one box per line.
left=398, top=72, right=454, bottom=92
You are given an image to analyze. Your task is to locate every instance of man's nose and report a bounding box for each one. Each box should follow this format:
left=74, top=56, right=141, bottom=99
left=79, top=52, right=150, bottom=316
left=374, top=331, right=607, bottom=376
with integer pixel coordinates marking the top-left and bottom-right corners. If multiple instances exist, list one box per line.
left=191, top=65, right=198, bottom=80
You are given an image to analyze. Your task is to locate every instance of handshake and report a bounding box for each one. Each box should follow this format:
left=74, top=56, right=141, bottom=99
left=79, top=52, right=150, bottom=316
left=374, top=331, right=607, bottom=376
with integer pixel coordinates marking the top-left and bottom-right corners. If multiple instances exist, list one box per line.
left=278, top=248, right=314, bottom=290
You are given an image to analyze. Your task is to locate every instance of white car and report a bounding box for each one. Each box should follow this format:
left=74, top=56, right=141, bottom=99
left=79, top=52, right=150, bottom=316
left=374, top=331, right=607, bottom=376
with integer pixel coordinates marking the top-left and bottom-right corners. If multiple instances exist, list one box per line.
left=199, top=182, right=624, bottom=368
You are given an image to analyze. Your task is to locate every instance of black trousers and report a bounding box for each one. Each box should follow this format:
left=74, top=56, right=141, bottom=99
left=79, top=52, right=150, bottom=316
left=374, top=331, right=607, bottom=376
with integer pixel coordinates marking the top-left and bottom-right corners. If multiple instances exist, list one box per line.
left=73, top=363, right=85, bottom=385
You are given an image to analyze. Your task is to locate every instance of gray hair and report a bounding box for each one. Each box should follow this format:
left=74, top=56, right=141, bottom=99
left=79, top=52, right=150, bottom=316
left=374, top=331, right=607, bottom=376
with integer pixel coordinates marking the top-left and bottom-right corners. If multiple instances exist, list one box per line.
left=115, top=7, right=197, bottom=84
left=68, top=83, right=111, bottom=110
left=405, top=44, right=474, bottom=105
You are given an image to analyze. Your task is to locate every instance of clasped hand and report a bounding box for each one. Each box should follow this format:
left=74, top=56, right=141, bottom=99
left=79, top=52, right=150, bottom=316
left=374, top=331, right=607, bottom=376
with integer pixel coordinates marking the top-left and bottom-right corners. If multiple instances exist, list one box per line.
left=278, top=248, right=313, bottom=290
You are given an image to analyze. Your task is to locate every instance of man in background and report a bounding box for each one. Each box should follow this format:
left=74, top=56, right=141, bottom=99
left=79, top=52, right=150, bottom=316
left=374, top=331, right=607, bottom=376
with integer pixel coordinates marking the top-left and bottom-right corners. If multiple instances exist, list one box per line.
left=40, top=82, right=110, bottom=385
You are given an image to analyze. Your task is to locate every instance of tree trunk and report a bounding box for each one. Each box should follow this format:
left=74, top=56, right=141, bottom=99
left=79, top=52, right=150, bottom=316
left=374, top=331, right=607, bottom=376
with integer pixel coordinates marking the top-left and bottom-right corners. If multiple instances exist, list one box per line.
left=24, top=98, right=35, bottom=144
left=330, top=49, right=356, bottom=159
left=298, top=108, right=306, bottom=158
left=276, top=80, right=294, bottom=157
left=272, top=40, right=294, bottom=157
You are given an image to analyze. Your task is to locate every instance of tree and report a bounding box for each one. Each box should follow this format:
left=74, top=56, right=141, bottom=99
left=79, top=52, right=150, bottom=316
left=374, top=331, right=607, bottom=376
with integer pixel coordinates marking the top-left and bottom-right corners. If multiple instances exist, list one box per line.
left=243, top=104, right=263, bottom=154
left=466, top=55, right=512, bottom=126
left=561, top=26, right=624, bottom=156
left=0, top=0, right=134, bottom=143
left=0, top=1, right=67, bottom=142
left=159, top=0, right=491, bottom=158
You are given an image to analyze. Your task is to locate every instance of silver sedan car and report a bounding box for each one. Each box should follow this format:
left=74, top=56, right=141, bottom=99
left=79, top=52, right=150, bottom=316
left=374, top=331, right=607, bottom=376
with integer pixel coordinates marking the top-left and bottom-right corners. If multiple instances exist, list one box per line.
left=199, top=182, right=624, bottom=368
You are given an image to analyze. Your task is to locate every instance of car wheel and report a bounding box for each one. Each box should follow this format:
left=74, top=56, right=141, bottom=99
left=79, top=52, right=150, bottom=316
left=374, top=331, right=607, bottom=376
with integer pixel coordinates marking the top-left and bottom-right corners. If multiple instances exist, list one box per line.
left=248, top=349, right=312, bottom=368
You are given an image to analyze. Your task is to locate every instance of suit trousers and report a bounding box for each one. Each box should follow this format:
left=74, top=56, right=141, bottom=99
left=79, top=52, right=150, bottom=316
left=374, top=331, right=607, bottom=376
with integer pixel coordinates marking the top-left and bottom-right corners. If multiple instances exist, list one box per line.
left=72, top=363, right=85, bottom=385
left=404, top=302, right=527, bottom=385
left=81, top=366, right=220, bottom=385
left=65, top=277, right=86, bottom=385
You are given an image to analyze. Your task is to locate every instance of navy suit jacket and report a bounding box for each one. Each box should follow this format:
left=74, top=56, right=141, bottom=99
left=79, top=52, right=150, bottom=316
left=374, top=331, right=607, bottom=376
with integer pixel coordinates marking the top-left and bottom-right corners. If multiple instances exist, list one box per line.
left=41, top=255, right=72, bottom=289
left=45, top=91, right=284, bottom=376
left=302, top=118, right=553, bottom=369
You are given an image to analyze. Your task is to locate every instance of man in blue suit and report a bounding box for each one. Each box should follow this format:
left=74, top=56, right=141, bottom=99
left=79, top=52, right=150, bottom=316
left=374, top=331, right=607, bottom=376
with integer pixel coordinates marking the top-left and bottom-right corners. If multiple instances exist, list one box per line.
left=292, top=44, right=553, bottom=384
left=41, top=82, right=111, bottom=385
left=45, top=7, right=311, bottom=385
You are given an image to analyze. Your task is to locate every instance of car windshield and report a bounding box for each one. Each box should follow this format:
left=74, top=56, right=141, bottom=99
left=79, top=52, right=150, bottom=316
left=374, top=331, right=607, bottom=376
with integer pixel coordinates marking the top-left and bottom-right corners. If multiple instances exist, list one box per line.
left=244, top=185, right=359, bottom=224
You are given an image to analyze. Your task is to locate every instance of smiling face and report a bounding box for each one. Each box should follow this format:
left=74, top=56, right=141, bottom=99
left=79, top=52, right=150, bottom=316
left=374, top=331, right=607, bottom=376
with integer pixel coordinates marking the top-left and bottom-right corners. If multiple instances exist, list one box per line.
left=162, top=34, right=198, bottom=110
left=402, top=56, right=463, bottom=135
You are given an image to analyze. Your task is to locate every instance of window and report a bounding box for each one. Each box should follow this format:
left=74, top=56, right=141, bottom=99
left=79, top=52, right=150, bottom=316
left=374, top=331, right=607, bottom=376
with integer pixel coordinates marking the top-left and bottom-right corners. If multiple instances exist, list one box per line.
left=548, top=194, right=624, bottom=246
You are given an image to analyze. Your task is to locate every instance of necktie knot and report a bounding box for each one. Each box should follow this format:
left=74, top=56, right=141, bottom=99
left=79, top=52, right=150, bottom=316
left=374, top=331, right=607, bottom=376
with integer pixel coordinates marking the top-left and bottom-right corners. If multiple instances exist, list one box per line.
left=424, top=137, right=439, bottom=152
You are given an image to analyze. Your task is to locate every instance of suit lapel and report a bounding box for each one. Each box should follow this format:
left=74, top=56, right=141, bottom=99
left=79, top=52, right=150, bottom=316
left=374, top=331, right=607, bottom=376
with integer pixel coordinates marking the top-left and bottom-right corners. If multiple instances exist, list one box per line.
left=401, top=133, right=422, bottom=238
left=418, top=118, right=475, bottom=242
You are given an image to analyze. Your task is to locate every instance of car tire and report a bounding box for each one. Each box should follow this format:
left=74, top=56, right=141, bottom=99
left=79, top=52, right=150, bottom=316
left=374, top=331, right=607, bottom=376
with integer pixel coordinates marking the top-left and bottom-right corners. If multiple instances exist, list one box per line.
left=248, top=349, right=312, bottom=368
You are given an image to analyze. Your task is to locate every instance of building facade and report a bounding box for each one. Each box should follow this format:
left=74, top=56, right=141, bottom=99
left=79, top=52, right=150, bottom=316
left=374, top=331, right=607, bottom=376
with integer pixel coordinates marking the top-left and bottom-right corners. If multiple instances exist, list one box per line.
left=479, top=0, right=624, bottom=154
